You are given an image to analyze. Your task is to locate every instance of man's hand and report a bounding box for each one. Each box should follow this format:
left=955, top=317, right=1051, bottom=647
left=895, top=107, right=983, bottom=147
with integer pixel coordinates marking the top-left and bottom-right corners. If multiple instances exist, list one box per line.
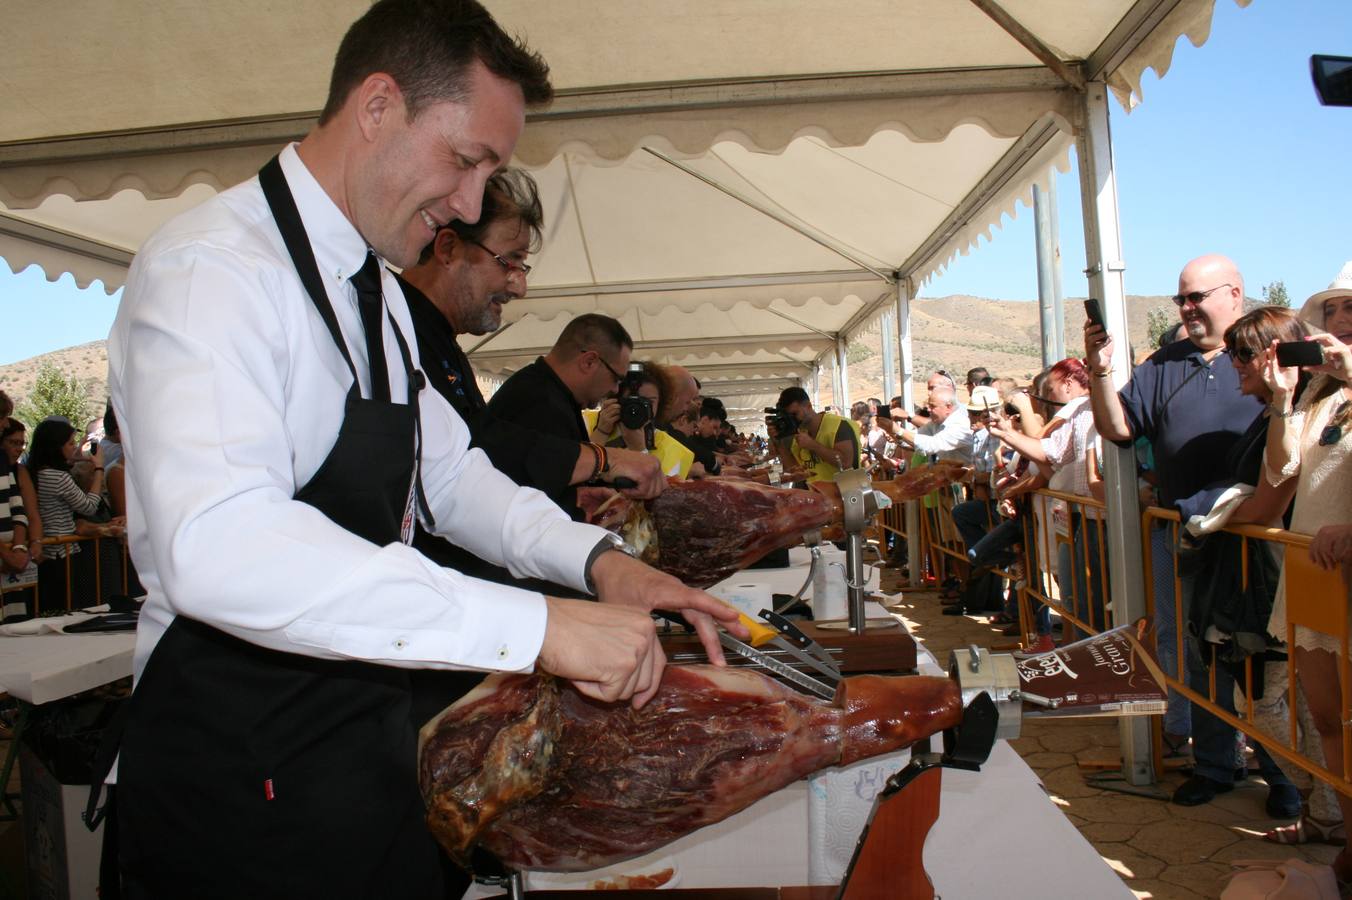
left=1310, top=524, right=1352, bottom=571
left=538, top=596, right=666, bottom=708
left=1085, top=320, right=1114, bottom=375
left=590, top=550, right=748, bottom=670
left=594, top=398, right=621, bottom=436
left=604, top=448, right=665, bottom=499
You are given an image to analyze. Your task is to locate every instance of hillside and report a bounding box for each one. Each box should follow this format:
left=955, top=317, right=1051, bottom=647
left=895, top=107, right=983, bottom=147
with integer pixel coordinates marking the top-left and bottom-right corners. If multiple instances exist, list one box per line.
left=0, top=295, right=1184, bottom=413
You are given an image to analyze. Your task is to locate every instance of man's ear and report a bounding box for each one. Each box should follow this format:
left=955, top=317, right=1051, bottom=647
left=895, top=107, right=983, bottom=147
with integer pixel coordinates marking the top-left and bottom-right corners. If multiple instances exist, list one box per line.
left=433, top=227, right=463, bottom=267
left=353, top=73, right=404, bottom=142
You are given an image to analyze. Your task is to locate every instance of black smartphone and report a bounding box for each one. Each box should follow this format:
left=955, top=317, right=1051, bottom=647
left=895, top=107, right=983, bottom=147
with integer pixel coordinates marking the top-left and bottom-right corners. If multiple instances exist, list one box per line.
left=1084, top=297, right=1105, bottom=329
left=1275, top=340, right=1324, bottom=368
left=88, top=439, right=99, bottom=454
left=875, top=406, right=892, bottom=420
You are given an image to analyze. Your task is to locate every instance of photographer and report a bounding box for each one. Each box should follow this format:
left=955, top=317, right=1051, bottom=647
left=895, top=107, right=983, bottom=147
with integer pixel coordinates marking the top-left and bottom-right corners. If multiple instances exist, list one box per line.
left=606, top=362, right=698, bottom=479
left=770, top=387, right=861, bottom=484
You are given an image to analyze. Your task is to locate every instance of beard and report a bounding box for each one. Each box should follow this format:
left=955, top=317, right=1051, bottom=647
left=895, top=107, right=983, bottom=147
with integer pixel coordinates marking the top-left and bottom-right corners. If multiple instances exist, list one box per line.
left=470, top=292, right=510, bottom=334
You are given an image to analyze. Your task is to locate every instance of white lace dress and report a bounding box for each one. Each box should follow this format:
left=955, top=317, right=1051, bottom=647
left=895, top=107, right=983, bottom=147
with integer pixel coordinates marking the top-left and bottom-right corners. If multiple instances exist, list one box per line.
left=1266, top=377, right=1352, bottom=652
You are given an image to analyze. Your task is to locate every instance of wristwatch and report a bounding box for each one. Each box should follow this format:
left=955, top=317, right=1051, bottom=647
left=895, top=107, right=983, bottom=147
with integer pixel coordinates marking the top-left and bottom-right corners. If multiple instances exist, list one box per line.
left=583, top=532, right=639, bottom=594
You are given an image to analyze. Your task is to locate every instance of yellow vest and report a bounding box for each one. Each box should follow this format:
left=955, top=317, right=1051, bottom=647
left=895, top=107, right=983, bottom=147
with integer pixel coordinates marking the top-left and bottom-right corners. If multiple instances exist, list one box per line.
left=653, top=430, right=695, bottom=479
left=581, top=408, right=616, bottom=444
left=791, top=412, right=862, bottom=484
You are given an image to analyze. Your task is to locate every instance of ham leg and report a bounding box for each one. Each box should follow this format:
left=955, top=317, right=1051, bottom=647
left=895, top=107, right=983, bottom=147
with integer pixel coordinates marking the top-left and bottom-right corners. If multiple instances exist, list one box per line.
left=419, top=666, right=962, bottom=872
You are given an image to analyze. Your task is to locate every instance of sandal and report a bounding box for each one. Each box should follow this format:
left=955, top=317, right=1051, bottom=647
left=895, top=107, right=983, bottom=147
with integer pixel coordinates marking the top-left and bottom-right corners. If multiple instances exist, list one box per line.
left=1264, top=815, right=1346, bottom=846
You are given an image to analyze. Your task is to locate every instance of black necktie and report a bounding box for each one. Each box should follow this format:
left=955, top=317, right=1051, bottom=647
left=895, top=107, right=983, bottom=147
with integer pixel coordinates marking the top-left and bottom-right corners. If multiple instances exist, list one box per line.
left=350, top=251, right=390, bottom=402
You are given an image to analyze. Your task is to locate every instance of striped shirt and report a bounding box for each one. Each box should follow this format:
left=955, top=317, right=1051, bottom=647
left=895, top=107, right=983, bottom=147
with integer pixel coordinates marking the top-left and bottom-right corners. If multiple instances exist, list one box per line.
left=0, top=465, right=28, bottom=541
left=35, top=467, right=101, bottom=558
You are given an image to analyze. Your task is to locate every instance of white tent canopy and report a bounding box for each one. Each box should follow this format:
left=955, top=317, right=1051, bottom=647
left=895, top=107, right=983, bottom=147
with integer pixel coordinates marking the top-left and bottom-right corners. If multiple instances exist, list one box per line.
left=1, top=0, right=1245, bottom=400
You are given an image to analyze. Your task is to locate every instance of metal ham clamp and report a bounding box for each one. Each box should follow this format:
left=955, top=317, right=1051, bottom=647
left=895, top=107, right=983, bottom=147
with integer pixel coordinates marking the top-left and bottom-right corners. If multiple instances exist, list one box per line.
left=833, top=468, right=892, bottom=634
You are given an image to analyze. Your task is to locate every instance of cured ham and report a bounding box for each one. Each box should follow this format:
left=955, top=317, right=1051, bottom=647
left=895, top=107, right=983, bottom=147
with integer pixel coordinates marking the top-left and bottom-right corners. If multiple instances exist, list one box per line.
left=578, top=478, right=835, bottom=588
left=575, top=463, right=968, bottom=588
left=419, top=665, right=962, bottom=872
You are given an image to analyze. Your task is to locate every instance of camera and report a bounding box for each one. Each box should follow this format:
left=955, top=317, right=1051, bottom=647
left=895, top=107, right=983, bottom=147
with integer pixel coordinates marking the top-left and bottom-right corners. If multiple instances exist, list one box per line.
left=1003, top=402, right=1021, bottom=418
left=618, top=364, right=653, bottom=430
left=764, top=406, right=799, bottom=437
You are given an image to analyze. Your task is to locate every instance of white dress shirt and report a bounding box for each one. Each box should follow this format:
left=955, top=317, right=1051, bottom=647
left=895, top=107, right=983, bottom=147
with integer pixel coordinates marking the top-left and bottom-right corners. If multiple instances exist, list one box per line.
left=108, top=144, right=605, bottom=683
left=910, top=410, right=974, bottom=464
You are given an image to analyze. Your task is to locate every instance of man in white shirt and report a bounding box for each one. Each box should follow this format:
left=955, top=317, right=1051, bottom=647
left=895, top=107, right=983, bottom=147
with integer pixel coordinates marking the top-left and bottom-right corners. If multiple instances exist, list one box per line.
left=889, top=386, right=974, bottom=465
left=105, top=2, right=740, bottom=896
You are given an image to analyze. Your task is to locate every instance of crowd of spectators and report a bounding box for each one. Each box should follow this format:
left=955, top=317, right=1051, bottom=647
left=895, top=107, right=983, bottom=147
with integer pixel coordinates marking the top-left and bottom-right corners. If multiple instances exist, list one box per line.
left=0, top=398, right=132, bottom=620
left=843, top=254, right=1349, bottom=862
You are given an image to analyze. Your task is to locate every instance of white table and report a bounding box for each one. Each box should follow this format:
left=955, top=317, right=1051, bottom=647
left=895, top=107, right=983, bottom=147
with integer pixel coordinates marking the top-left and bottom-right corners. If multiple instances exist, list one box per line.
left=0, top=631, right=135, bottom=705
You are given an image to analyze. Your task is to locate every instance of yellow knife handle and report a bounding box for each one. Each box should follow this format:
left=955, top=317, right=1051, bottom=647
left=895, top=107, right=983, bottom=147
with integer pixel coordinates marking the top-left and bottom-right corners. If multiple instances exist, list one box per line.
left=737, top=613, right=779, bottom=648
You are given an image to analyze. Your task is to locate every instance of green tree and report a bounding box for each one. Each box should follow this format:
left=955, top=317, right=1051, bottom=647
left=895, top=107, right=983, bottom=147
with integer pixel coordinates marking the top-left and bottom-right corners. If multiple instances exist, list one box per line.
left=1145, top=306, right=1176, bottom=350
left=12, top=362, right=93, bottom=430
left=1262, top=280, right=1290, bottom=307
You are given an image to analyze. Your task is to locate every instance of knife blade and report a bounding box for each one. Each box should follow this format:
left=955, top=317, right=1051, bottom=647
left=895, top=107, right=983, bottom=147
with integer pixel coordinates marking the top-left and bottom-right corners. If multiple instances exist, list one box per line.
left=717, top=632, right=838, bottom=700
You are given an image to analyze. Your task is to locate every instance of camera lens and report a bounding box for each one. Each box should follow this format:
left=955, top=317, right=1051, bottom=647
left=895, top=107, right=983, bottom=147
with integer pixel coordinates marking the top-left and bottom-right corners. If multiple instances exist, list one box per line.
left=620, top=395, right=653, bottom=430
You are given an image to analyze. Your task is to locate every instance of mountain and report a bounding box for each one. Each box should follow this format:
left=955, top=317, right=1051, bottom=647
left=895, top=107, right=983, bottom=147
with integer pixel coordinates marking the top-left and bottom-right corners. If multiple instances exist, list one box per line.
left=0, top=295, right=1184, bottom=413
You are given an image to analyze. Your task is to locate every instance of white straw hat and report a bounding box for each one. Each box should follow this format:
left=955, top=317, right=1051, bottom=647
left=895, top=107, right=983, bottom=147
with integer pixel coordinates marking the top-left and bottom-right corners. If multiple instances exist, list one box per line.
left=966, top=384, right=1001, bottom=412
left=1299, top=260, right=1352, bottom=328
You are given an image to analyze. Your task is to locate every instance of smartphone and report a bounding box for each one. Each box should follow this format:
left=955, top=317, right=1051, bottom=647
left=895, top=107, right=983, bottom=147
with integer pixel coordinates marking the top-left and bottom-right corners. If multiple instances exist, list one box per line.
left=1084, top=297, right=1105, bottom=329
left=875, top=406, right=892, bottom=421
left=1275, top=340, right=1324, bottom=368
left=88, top=439, right=99, bottom=455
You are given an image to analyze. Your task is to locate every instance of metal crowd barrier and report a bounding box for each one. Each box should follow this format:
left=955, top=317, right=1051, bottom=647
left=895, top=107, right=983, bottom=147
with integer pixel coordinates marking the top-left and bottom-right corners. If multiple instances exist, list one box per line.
left=914, top=480, right=1352, bottom=802
left=0, top=532, right=132, bottom=612
left=1142, top=506, right=1352, bottom=802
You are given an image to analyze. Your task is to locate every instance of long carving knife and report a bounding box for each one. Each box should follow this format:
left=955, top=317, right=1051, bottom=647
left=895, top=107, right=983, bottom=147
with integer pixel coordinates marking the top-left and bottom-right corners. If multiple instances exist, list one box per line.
left=717, top=632, right=838, bottom=701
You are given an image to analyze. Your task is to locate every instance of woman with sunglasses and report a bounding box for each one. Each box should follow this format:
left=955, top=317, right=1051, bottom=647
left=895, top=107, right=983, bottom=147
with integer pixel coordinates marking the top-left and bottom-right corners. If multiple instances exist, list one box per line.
left=1238, top=278, right=1352, bottom=872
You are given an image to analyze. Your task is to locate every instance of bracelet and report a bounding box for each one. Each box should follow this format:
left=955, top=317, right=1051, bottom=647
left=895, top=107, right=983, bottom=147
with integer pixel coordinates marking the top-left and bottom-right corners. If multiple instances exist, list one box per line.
left=1093, top=369, right=1114, bottom=379
left=1269, top=404, right=1294, bottom=418
left=585, top=443, right=603, bottom=481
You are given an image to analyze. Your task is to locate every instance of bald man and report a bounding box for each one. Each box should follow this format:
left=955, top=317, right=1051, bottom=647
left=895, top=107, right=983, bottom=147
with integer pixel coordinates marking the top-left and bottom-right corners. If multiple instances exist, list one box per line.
left=1085, top=254, right=1297, bottom=816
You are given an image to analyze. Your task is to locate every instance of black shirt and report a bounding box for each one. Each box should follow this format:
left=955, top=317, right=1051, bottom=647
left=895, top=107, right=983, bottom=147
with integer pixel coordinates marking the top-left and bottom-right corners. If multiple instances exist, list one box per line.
left=1116, top=338, right=1262, bottom=509
left=481, top=357, right=588, bottom=520
left=400, top=274, right=486, bottom=423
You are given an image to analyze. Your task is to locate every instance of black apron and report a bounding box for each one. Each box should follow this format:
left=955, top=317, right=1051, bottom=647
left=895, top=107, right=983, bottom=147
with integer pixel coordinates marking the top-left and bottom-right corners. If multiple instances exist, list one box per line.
left=114, top=157, right=461, bottom=899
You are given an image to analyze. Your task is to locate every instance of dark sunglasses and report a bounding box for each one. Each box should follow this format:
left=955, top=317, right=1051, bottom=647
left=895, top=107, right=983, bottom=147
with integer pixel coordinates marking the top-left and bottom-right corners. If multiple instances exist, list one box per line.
left=1171, top=283, right=1232, bottom=308
left=1229, top=345, right=1261, bottom=365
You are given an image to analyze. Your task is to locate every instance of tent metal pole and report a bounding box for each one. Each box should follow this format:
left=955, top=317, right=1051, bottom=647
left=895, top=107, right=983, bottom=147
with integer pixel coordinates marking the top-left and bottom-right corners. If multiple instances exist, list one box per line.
left=810, top=365, right=821, bottom=408
left=879, top=308, right=896, bottom=402
left=895, top=279, right=922, bottom=588
left=1076, top=81, right=1153, bottom=788
left=833, top=337, right=849, bottom=411
left=1033, top=182, right=1066, bottom=366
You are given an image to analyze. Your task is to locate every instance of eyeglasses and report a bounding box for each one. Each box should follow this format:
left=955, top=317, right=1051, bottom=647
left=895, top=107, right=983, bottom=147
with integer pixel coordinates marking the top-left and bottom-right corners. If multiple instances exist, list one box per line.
left=591, top=351, right=625, bottom=384
left=1030, top=396, right=1066, bottom=407
left=1229, top=345, right=1261, bottom=365
left=1171, top=283, right=1232, bottom=308
left=467, top=239, right=531, bottom=276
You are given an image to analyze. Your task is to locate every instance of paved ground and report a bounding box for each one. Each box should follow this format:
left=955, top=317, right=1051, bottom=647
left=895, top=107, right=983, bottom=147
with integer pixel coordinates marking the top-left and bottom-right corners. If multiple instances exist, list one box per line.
left=880, top=568, right=1344, bottom=899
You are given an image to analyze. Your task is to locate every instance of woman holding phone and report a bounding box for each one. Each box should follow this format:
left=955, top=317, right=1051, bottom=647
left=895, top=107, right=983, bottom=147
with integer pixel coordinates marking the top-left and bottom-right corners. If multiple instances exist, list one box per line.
left=1249, top=272, right=1352, bottom=874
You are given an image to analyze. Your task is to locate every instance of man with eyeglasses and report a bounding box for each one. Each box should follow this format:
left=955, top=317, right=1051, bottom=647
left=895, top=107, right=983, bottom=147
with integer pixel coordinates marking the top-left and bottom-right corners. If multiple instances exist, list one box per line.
left=481, top=313, right=655, bottom=522
left=1086, top=253, right=1298, bottom=816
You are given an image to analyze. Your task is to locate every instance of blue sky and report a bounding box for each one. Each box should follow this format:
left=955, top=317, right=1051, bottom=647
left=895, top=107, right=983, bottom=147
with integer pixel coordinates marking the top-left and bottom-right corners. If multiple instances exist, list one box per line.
left=2, top=0, right=1349, bottom=366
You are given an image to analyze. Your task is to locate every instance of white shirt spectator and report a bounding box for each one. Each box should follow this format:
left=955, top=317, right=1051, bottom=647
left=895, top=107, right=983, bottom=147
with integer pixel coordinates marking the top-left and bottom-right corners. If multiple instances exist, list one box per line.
left=911, top=410, right=974, bottom=464
left=109, top=144, right=607, bottom=685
